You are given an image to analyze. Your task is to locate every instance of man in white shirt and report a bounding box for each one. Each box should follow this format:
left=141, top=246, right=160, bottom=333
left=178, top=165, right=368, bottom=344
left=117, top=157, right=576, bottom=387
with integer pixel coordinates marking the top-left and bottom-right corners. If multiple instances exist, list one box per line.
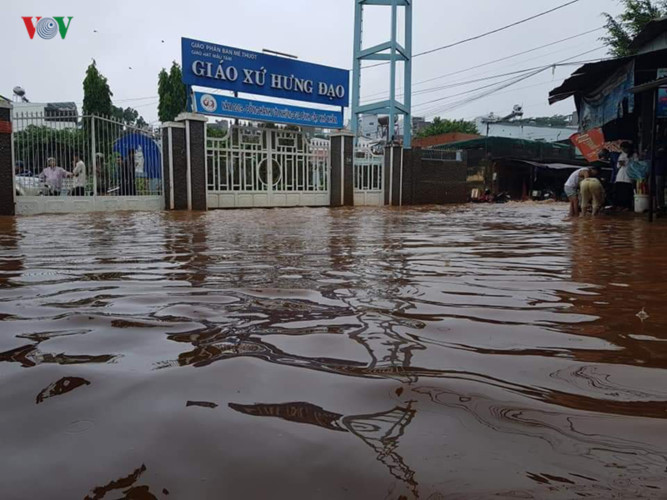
left=564, top=167, right=590, bottom=217
left=71, top=153, right=87, bottom=196
left=39, top=157, right=70, bottom=196
left=614, top=143, right=634, bottom=211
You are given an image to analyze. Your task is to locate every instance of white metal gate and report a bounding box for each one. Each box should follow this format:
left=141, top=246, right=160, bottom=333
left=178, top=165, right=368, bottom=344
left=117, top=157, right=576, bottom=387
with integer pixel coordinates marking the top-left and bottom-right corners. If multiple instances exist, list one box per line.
left=353, top=146, right=384, bottom=206
left=206, top=126, right=330, bottom=208
left=12, top=112, right=164, bottom=215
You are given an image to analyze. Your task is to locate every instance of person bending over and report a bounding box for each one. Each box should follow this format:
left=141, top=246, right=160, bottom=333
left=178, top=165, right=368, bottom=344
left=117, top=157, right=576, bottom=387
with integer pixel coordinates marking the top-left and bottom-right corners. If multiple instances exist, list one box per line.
left=580, top=176, right=605, bottom=216
left=564, top=167, right=590, bottom=217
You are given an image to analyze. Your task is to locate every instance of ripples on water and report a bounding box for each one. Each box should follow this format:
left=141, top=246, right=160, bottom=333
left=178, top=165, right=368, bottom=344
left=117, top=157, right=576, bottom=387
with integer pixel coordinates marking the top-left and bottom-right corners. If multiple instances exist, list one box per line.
left=1, top=204, right=666, bottom=499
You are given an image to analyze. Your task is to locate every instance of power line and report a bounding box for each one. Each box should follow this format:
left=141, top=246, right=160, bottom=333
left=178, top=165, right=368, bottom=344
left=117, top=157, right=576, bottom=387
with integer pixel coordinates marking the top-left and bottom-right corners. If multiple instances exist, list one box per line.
left=360, top=27, right=603, bottom=102
left=414, top=0, right=581, bottom=58
left=361, top=42, right=602, bottom=105
left=420, top=78, right=569, bottom=118
left=362, top=0, right=582, bottom=69
left=413, top=47, right=606, bottom=115
left=419, top=71, right=547, bottom=117
left=115, top=96, right=159, bottom=103
left=408, top=47, right=606, bottom=110
left=414, top=68, right=549, bottom=110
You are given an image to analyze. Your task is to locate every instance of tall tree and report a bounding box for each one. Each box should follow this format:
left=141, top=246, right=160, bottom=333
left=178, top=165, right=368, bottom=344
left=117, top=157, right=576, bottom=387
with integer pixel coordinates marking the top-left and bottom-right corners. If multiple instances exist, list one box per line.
left=602, top=0, right=666, bottom=57
left=111, top=106, right=148, bottom=128
left=158, top=62, right=187, bottom=122
left=417, top=117, right=479, bottom=138
left=82, top=60, right=113, bottom=116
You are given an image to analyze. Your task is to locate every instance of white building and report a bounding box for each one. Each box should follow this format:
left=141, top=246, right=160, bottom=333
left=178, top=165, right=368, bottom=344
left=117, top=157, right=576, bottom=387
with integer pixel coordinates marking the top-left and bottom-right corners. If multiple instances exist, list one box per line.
left=474, top=116, right=577, bottom=143
left=358, top=115, right=430, bottom=141
left=359, top=115, right=382, bottom=139
left=11, top=102, right=78, bottom=132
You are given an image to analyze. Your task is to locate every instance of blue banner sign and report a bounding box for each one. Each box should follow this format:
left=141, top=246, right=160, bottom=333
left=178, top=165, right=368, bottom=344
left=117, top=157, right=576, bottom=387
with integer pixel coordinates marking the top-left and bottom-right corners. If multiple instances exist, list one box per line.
left=182, top=38, right=349, bottom=107
left=659, top=88, right=667, bottom=118
left=658, top=69, right=667, bottom=118
left=193, top=92, right=344, bottom=128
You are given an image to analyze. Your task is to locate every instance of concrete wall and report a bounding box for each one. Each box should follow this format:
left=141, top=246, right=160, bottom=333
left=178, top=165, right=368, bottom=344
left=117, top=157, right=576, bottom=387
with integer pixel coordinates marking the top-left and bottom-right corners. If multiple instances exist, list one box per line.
left=16, top=196, right=164, bottom=216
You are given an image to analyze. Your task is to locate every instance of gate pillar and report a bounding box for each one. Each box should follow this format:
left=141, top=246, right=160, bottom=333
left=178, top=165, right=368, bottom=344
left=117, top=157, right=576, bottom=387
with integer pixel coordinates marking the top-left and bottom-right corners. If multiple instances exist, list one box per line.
left=330, top=131, right=354, bottom=207
left=384, top=144, right=403, bottom=206
left=162, top=112, right=207, bottom=211
left=0, top=101, right=14, bottom=216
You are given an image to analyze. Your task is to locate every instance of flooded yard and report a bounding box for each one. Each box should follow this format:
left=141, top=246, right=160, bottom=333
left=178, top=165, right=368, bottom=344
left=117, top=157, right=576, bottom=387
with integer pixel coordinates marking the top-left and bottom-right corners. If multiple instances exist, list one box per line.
left=1, top=204, right=666, bottom=499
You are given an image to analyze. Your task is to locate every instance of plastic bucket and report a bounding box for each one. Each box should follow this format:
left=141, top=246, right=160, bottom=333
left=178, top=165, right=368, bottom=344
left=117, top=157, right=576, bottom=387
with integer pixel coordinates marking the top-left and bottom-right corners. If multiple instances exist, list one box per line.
left=634, top=194, right=649, bottom=213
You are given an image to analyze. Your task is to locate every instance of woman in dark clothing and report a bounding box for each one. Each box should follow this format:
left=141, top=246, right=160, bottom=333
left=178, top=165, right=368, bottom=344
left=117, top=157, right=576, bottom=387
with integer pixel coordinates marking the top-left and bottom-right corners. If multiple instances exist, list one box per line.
left=120, top=149, right=136, bottom=196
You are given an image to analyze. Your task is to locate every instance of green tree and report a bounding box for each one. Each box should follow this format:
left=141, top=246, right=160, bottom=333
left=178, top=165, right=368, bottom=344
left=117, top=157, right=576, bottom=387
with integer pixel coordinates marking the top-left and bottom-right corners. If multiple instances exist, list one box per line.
left=158, top=62, right=187, bottom=122
left=14, top=125, right=85, bottom=173
left=602, top=0, right=666, bottom=57
left=111, top=106, right=148, bottom=128
left=82, top=60, right=113, bottom=117
left=417, top=117, right=478, bottom=138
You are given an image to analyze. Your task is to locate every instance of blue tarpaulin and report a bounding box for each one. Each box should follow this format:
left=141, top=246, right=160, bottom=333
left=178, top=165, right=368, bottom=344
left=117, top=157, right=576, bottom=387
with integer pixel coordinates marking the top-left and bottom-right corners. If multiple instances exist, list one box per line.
left=113, top=133, right=162, bottom=179
left=579, top=62, right=635, bottom=130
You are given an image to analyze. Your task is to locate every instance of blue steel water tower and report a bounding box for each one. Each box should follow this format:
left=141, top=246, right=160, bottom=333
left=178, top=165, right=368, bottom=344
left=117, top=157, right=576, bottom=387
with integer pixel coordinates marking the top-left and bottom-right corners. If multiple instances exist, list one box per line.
left=351, top=0, right=413, bottom=148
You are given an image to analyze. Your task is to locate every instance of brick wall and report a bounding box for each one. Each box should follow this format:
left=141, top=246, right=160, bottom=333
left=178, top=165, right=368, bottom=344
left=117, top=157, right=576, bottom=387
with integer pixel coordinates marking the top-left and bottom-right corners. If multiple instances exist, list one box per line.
left=0, top=103, right=14, bottom=215
left=412, top=132, right=480, bottom=149
left=402, top=148, right=468, bottom=205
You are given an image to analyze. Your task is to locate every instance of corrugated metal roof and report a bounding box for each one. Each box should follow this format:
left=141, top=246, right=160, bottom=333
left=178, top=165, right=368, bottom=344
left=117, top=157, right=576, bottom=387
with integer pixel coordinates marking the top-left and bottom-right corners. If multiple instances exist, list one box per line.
left=550, top=17, right=667, bottom=105
left=433, top=136, right=571, bottom=150
left=548, top=57, right=633, bottom=105
left=629, top=16, right=667, bottom=51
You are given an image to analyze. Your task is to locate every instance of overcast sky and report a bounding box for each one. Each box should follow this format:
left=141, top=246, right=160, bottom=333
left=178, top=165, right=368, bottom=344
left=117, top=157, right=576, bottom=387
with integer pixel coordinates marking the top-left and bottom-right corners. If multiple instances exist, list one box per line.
left=4, top=0, right=623, bottom=125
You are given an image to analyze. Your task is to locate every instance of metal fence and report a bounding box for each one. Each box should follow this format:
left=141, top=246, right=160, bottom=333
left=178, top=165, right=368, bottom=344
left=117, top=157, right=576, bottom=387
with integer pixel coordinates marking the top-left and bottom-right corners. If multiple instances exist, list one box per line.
left=354, top=147, right=384, bottom=191
left=207, top=126, right=329, bottom=193
left=13, top=112, right=162, bottom=198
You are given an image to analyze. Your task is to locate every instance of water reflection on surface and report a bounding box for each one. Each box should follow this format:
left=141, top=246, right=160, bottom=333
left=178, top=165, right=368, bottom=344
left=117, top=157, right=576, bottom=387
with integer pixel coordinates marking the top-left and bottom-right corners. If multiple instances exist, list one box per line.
left=0, top=205, right=666, bottom=499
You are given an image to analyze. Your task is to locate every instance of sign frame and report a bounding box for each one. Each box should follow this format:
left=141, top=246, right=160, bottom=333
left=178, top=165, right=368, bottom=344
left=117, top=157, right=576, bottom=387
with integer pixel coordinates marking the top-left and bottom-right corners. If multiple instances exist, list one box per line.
left=182, top=37, right=350, bottom=108
left=193, top=92, right=344, bottom=129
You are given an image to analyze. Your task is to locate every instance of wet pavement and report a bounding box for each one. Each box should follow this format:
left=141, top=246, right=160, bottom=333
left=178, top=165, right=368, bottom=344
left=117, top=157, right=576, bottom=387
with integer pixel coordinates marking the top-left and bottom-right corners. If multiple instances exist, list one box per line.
left=1, top=204, right=666, bottom=499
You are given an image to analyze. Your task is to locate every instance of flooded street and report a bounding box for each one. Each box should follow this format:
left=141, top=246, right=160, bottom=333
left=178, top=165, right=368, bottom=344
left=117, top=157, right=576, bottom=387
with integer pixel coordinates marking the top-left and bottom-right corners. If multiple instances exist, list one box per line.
left=1, top=204, right=667, bottom=499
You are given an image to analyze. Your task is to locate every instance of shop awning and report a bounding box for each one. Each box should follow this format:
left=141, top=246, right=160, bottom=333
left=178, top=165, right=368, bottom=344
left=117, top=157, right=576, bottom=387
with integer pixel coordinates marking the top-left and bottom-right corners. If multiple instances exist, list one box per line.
left=548, top=56, right=633, bottom=105
left=516, top=160, right=610, bottom=171
left=629, top=77, right=667, bottom=94
left=519, top=161, right=583, bottom=170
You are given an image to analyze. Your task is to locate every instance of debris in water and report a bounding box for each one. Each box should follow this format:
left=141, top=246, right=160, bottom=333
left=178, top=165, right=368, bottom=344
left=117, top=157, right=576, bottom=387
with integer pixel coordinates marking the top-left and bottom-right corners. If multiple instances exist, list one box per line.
left=186, top=401, right=218, bottom=409
left=636, top=308, right=650, bottom=322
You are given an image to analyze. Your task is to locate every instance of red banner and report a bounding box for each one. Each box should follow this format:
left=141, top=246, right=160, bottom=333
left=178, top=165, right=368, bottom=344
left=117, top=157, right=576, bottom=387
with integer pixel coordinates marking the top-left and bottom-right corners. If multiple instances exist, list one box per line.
left=570, top=128, right=605, bottom=162
left=0, top=121, right=11, bottom=134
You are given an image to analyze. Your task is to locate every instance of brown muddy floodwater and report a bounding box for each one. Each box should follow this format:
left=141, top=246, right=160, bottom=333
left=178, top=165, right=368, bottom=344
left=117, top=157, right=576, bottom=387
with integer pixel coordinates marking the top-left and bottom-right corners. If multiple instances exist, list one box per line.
left=1, top=204, right=667, bottom=499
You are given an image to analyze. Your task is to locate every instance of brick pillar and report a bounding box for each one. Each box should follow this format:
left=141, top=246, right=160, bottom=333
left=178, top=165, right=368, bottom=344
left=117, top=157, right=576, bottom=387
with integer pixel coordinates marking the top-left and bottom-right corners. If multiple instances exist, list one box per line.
left=162, top=113, right=207, bottom=211
left=401, top=147, right=419, bottom=206
left=330, top=131, right=354, bottom=207
left=384, top=144, right=403, bottom=206
left=0, top=101, right=14, bottom=216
